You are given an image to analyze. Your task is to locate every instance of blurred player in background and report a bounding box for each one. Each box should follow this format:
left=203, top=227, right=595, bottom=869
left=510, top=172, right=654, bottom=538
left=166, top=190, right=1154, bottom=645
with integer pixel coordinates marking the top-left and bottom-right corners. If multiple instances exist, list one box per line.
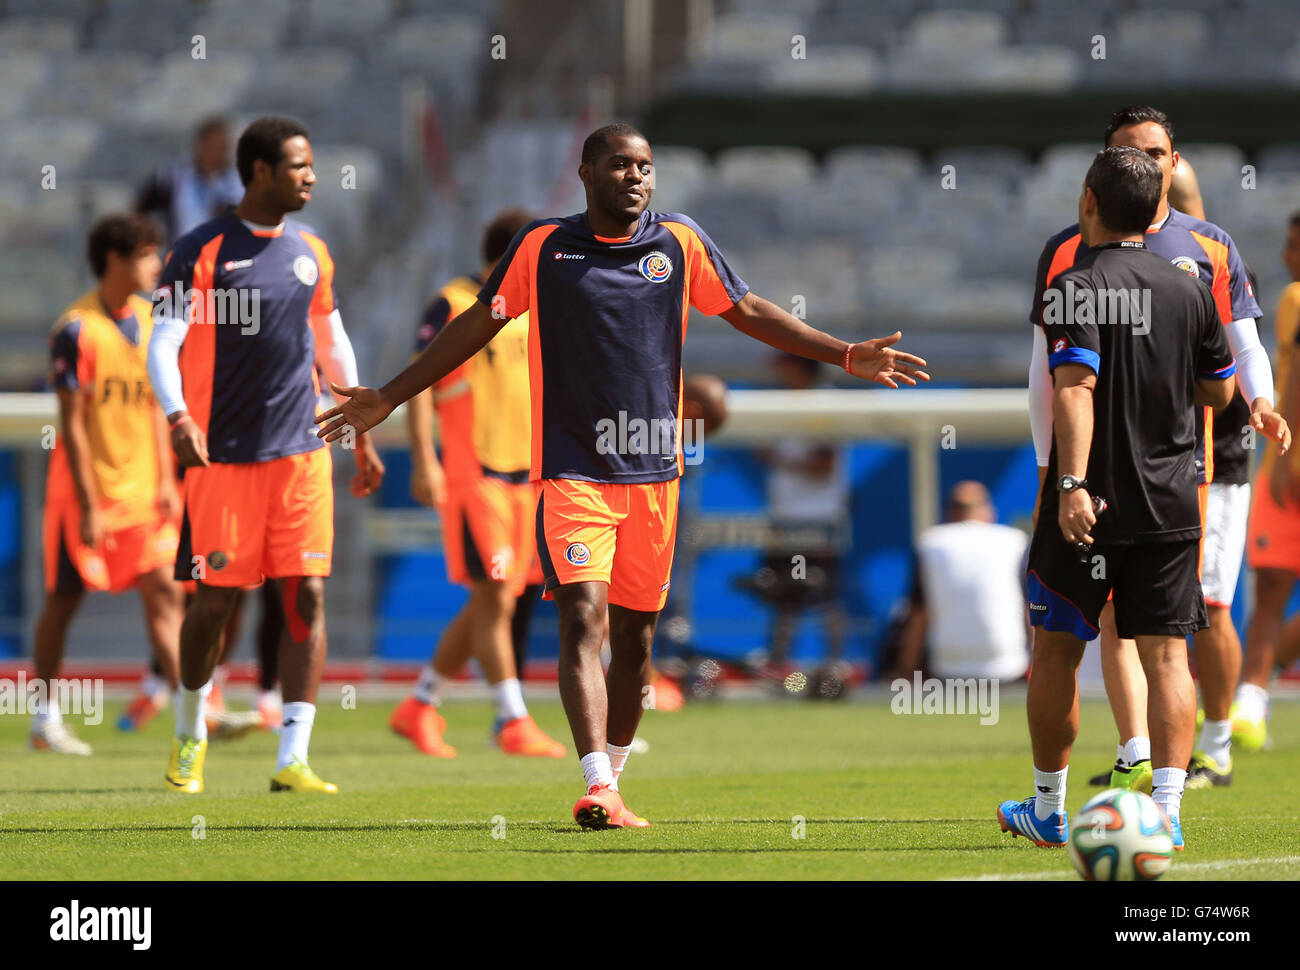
left=317, top=123, right=929, bottom=828
left=1028, top=107, right=1288, bottom=792
left=148, top=117, right=384, bottom=794
left=390, top=208, right=566, bottom=759
left=136, top=115, right=243, bottom=243
left=33, top=214, right=183, bottom=755
left=1236, top=210, right=1300, bottom=749
left=752, top=352, right=848, bottom=679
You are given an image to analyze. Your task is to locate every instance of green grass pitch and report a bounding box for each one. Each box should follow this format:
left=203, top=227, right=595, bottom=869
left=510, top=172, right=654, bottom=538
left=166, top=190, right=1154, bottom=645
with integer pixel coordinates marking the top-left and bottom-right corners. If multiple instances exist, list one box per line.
left=2, top=693, right=1297, bottom=880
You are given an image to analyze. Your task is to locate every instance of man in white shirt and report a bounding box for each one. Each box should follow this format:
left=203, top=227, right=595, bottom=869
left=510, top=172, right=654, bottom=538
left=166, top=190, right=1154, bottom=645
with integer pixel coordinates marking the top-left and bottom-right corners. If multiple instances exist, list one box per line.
left=893, top=481, right=1030, bottom=681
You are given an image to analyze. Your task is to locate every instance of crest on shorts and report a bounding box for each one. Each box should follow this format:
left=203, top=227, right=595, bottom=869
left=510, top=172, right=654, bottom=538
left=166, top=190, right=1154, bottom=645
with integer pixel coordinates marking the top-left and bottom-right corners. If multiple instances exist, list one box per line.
left=565, top=542, right=591, bottom=566
left=208, top=551, right=228, bottom=571
left=293, top=255, right=319, bottom=286
left=638, top=252, right=673, bottom=283
left=1171, top=255, right=1200, bottom=278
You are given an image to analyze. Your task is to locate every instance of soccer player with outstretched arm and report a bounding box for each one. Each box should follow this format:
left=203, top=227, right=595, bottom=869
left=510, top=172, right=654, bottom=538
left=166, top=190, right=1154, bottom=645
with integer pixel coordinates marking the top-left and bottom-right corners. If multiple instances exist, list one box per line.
left=317, top=123, right=929, bottom=829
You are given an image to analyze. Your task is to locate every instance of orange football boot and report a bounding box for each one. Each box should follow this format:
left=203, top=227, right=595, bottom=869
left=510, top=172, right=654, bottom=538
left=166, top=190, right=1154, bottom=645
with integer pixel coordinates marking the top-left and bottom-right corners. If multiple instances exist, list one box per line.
left=614, top=792, right=651, bottom=828
left=496, top=715, right=567, bottom=758
left=390, top=696, right=456, bottom=757
left=573, top=783, right=626, bottom=829
left=117, top=692, right=166, bottom=732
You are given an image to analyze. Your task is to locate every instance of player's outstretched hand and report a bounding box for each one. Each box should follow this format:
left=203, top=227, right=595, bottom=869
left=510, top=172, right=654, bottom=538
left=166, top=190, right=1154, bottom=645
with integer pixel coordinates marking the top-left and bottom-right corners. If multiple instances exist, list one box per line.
left=1251, top=407, right=1292, bottom=456
left=848, top=332, right=930, bottom=388
left=316, top=384, right=392, bottom=442
left=350, top=432, right=385, bottom=498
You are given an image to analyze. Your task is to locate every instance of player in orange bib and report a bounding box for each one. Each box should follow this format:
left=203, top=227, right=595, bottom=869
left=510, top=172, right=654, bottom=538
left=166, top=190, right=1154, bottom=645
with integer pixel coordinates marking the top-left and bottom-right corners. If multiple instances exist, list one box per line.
left=390, top=209, right=566, bottom=759
left=34, top=214, right=184, bottom=755
left=147, top=117, right=384, bottom=794
left=318, top=124, right=928, bottom=828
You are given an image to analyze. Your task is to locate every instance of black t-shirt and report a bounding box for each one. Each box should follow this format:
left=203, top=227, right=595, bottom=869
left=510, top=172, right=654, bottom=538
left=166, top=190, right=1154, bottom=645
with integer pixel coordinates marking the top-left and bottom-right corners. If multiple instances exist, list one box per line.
left=1038, top=241, right=1235, bottom=544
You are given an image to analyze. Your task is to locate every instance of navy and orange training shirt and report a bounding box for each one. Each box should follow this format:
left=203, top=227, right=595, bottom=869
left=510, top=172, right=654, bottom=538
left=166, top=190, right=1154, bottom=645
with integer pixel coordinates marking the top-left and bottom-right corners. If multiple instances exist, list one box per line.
left=478, top=210, right=748, bottom=484
left=153, top=212, right=336, bottom=463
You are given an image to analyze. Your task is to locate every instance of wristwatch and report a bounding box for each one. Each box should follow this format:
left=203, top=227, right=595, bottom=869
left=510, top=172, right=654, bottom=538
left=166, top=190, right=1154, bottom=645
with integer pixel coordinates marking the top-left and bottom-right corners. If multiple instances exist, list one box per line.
left=1056, top=474, right=1089, bottom=493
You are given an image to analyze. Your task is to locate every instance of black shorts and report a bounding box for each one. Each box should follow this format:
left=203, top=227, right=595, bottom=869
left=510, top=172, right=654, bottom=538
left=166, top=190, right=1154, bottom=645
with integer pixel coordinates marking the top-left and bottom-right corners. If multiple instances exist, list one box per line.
left=1026, top=530, right=1207, bottom=641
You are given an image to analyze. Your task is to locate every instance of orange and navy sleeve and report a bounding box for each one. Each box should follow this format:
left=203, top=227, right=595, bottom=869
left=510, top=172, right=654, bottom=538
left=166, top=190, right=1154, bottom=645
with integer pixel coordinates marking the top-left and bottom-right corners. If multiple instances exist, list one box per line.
left=1223, top=235, right=1262, bottom=322
left=478, top=222, right=543, bottom=320
left=663, top=215, right=748, bottom=314
left=414, top=296, right=452, bottom=352
left=300, top=230, right=337, bottom=317
left=50, top=317, right=89, bottom=391
left=154, top=237, right=200, bottom=323
left=1029, top=227, right=1082, bottom=328
left=1196, top=286, right=1236, bottom=380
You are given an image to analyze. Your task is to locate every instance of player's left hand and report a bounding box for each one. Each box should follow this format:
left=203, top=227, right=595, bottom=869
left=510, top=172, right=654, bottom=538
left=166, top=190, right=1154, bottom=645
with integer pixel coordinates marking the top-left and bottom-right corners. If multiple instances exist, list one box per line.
left=350, top=433, right=385, bottom=498
left=848, top=333, right=931, bottom=388
left=1058, top=487, right=1096, bottom=546
left=1250, top=404, right=1292, bottom=455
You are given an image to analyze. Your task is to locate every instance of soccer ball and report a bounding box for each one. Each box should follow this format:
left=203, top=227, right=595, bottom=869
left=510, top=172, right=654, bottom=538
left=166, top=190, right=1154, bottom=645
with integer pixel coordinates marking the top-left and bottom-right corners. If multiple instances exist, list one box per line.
left=1068, top=788, right=1174, bottom=881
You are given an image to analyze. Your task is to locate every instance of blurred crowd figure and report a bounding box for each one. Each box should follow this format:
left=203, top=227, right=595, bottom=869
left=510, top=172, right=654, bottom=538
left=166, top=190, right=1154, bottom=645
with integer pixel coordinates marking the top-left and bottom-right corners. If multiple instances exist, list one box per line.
left=751, top=353, right=849, bottom=671
left=135, top=115, right=243, bottom=243
left=890, top=481, right=1030, bottom=682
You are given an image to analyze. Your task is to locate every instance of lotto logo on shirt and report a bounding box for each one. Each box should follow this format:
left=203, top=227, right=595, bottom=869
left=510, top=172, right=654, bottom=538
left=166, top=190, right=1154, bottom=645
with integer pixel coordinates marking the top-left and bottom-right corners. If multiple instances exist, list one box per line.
left=1053, top=339, right=1066, bottom=353
left=638, top=252, right=673, bottom=283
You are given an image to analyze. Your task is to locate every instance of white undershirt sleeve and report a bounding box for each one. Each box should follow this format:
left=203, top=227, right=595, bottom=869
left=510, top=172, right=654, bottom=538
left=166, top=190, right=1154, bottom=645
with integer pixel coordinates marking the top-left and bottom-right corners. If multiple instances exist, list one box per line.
left=310, top=308, right=360, bottom=397
left=1223, top=317, right=1274, bottom=408
left=147, top=315, right=189, bottom=418
left=1028, top=325, right=1054, bottom=467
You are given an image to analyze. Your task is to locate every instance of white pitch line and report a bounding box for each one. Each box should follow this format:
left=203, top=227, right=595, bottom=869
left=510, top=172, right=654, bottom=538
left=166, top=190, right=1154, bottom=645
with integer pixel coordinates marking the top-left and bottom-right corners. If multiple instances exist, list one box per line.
left=952, top=854, right=1300, bottom=881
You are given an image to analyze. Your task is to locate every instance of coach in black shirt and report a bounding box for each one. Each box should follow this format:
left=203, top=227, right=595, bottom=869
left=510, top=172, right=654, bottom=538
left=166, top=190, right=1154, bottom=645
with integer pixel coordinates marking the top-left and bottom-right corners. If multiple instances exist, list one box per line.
left=999, top=147, right=1236, bottom=851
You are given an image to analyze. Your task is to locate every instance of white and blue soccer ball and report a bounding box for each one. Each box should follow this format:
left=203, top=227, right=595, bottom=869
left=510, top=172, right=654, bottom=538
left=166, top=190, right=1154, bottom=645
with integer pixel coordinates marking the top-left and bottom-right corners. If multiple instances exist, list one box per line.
left=1068, top=788, right=1174, bottom=881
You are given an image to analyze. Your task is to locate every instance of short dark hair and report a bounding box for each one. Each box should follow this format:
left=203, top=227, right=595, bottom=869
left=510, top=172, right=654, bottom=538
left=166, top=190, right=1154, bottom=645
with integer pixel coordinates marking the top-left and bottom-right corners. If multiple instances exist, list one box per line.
left=1085, top=146, right=1163, bottom=234
left=86, top=214, right=162, bottom=278
left=482, top=208, right=535, bottom=265
left=581, top=123, right=647, bottom=166
left=1104, top=106, right=1174, bottom=147
left=1289, top=210, right=1300, bottom=232
left=236, top=116, right=310, bottom=186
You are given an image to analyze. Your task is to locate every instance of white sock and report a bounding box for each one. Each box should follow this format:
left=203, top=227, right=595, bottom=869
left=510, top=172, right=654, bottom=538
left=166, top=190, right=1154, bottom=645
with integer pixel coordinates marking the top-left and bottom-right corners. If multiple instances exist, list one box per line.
left=413, top=664, right=442, bottom=706
left=32, top=685, right=60, bottom=724
left=174, top=681, right=211, bottom=741
left=494, top=678, right=528, bottom=722
left=1122, top=736, right=1150, bottom=766
left=1033, top=766, right=1067, bottom=820
left=580, top=751, right=614, bottom=789
left=1198, top=719, right=1232, bottom=764
left=140, top=671, right=165, bottom=698
left=277, top=701, right=316, bottom=770
left=1234, top=683, right=1268, bottom=722
left=1152, top=766, right=1186, bottom=821
left=1114, top=743, right=1124, bottom=764
left=607, top=742, right=632, bottom=791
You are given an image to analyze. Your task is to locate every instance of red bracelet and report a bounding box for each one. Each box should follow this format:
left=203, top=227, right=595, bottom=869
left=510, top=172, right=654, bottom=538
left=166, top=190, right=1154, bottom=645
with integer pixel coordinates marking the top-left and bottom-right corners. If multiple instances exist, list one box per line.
left=843, top=342, right=856, bottom=374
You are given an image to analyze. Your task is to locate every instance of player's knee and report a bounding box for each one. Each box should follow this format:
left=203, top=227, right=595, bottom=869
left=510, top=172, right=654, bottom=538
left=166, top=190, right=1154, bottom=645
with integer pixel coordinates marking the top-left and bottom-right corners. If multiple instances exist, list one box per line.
left=1254, top=569, right=1293, bottom=607
left=192, top=586, right=240, bottom=625
left=560, top=596, right=605, bottom=646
